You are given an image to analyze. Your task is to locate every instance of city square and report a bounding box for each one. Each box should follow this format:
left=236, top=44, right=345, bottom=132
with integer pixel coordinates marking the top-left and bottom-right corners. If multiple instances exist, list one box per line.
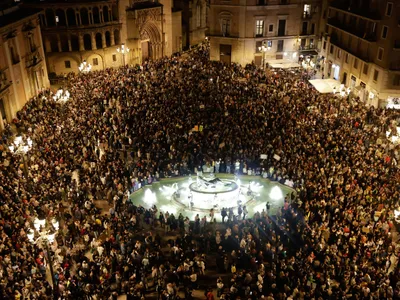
left=0, top=0, right=400, bottom=299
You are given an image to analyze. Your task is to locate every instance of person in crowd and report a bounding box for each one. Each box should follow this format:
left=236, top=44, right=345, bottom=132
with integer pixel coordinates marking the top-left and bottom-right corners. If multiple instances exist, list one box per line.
left=0, top=41, right=399, bottom=300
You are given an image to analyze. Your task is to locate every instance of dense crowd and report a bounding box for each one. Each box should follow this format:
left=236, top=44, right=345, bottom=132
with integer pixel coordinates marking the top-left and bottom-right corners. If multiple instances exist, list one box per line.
left=0, top=42, right=400, bottom=300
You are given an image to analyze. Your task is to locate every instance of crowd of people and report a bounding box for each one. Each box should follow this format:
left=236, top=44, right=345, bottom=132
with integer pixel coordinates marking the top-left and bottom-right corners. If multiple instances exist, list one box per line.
left=0, top=42, right=400, bottom=299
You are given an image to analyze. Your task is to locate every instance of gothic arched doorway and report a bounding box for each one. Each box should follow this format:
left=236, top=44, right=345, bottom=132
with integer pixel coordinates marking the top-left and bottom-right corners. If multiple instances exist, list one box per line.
left=140, top=22, right=161, bottom=61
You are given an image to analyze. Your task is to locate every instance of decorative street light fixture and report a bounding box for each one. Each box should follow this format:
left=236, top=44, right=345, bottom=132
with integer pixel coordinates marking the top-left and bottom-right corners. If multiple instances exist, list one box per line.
left=52, top=89, right=70, bottom=103
left=27, top=217, right=59, bottom=296
left=78, top=60, right=92, bottom=73
left=258, top=44, right=271, bottom=69
left=117, top=43, right=130, bottom=66
left=9, top=135, right=33, bottom=189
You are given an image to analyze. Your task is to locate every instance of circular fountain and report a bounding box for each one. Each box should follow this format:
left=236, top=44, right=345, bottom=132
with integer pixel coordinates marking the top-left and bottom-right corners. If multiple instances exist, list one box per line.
left=170, top=174, right=258, bottom=212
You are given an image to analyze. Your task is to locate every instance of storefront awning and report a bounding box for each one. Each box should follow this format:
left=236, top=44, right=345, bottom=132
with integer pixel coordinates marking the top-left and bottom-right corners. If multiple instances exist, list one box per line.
left=308, top=79, right=341, bottom=94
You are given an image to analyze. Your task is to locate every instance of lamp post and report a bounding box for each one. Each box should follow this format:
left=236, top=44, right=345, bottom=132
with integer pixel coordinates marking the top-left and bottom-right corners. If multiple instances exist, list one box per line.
left=117, top=43, right=130, bottom=66
left=9, top=135, right=32, bottom=189
left=52, top=89, right=70, bottom=103
left=78, top=60, right=92, bottom=73
left=28, top=218, right=59, bottom=297
left=258, top=44, right=271, bottom=69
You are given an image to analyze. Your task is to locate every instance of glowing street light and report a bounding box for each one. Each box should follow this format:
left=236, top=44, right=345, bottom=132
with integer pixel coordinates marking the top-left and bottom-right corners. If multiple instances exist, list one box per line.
left=9, top=135, right=33, bottom=188
left=52, top=89, right=70, bottom=103
left=258, top=43, right=271, bottom=69
left=28, top=217, right=59, bottom=296
left=78, top=60, right=92, bottom=73
left=117, top=43, right=130, bottom=66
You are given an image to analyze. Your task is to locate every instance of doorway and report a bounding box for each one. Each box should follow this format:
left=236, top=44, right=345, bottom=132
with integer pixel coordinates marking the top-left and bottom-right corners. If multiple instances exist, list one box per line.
left=141, top=41, right=151, bottom=61
left=220, top=44, right=232, bottom=64
left=333, top=65, right=340, bottom=80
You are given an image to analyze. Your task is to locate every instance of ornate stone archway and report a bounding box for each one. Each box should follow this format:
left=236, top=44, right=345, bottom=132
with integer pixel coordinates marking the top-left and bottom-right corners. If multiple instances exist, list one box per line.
left=140, top=21, right=162, bottom=60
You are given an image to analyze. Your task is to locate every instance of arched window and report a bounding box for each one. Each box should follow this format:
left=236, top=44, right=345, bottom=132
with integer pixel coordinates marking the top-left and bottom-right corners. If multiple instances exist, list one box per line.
left=105, top=31, right=111, bottom=47
left=80, top=8, right=89, bottom=25
left=70, top=35, right=79, bottom=51
left=56, top=9, right=66, bottom=26
left=112, top=4, right=118, bottom=21
left=93, top=7, right=100, bottom=24
left=45, top=9, right=56, bottom=27
left=196, top=4, right=201, bottom=28
left=49, top=35, right=58, bottom=52
left=95, top=32, right=102, bottom=49
left=83, top=34, right=92, bottom=50
left=66, top=8, right=76, bottom=26
left=103, top=6, right=109, bottom=22
left=60, top=34, right=69, bottom=51
left=114, top=29, right=120, bottom=45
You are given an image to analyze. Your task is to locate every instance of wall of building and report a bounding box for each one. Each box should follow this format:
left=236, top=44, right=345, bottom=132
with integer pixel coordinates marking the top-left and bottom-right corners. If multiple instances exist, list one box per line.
left=209, top=0, right=322, bottom=66
left=0, top=9, right=50, bottom=131
left=172, top=11, right=183, bottom=53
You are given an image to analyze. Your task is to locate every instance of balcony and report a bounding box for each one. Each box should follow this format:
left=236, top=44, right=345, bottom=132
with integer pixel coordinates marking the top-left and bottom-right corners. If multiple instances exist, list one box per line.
left=25, top=51, right=42, bottom=68
left=330, top=35, right=369, bottom=62
left=327, top=17, right=377, bottom=42
left=302, top=12, right=312, bottom=19
left=329, top=1, right=381, bottom=21
left=299, top=45, right=317, bottom=51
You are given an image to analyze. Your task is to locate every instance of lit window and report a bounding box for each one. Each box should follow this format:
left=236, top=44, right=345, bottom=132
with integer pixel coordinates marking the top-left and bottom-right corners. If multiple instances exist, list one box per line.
left=256, top=20, right=264, bottom=36
left=221, top=19, right=231, bottom=36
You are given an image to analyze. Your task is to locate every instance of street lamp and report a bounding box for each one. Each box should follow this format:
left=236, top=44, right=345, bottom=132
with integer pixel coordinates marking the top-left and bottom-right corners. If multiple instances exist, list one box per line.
left=9, top=135, right=33, bottom=189
left=117, top=43, right=130, bottom=66
left=258, top=44, right=271, bottom=69
left=78, top=60, right=92, bottom=73
left=28, top=217, right=59, bottom=296
left=52, top=89, right=70, bottom=103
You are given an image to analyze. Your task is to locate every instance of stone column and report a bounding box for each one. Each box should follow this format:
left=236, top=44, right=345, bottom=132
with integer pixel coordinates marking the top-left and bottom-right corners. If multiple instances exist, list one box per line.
left=78, top=12, right=82, bottom=26
left=110, top=30, right=115, bottom=46
left=79, top=34, right=84, bottom=51
left=89, top=11, right=93, bottom=25
left=99, top=9, right=103, bottom=23
left=102, top=32, right=106, bottom=48
left=57, top=34, right=62, bottom=52
left=91, top=32, right=97, bottom=50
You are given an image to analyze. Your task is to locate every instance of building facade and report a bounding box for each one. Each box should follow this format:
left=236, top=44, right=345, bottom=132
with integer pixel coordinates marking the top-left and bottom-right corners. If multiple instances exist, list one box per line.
left=319, top=0, right=400, bottom=107
left=22, top=0, right=183, bottom=75
left=0, top=2, right=50, bottom=131
left=208, top=0, right=322, bottom=66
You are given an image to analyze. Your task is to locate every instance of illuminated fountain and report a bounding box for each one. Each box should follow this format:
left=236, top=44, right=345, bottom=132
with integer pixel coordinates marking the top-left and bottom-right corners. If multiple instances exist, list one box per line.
left=160, top=174, right=263, bottom=212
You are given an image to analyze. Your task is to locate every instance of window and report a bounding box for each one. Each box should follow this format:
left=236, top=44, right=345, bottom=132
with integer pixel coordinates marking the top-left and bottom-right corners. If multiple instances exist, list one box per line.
left=277, top=40, right=284, bottom=52
left=267, top=40, right=272, bottom=47
left=112, top=54, right=117, bottom=62
left=345, top=53, right=349, bottom=63
left=310, top=38, right=314, bottom=47
left=394, top=40, right=400, bottom=48
left=323, top=41, right=326, bottom=50
left=304, top=4, right=311, bottom=14
left=377, top=47, right=384, bottom=60
left=354, top=58, right=358, bottom=69
left=382, top=26, right=388, bottom=39
left=330, top=45, right=334, bottom=54
left=363, top=63, right=368, bottom=75
left=311, top=23, right=315, bottom=34
left=9, top=44, right=19, bottom=64
left=373, top=69, right=379, bottom=82
left=93, top=58, right=98, bottom=66
left=386, top=2, right=393, bottom=16
left=256, top=20, right=264, bottom=37
left=64, top=60, right=71, bottom=68
left=196, top=5, right=201, bottom=28
left=256, top=41, right=262, bottom=53
left=337, top=49, right=341, bottom=58
left=268, top=24, right=274, bottom=32
left=393, top=74, right=400, bottom=86
left=221, top=19, right=231, bottom=36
